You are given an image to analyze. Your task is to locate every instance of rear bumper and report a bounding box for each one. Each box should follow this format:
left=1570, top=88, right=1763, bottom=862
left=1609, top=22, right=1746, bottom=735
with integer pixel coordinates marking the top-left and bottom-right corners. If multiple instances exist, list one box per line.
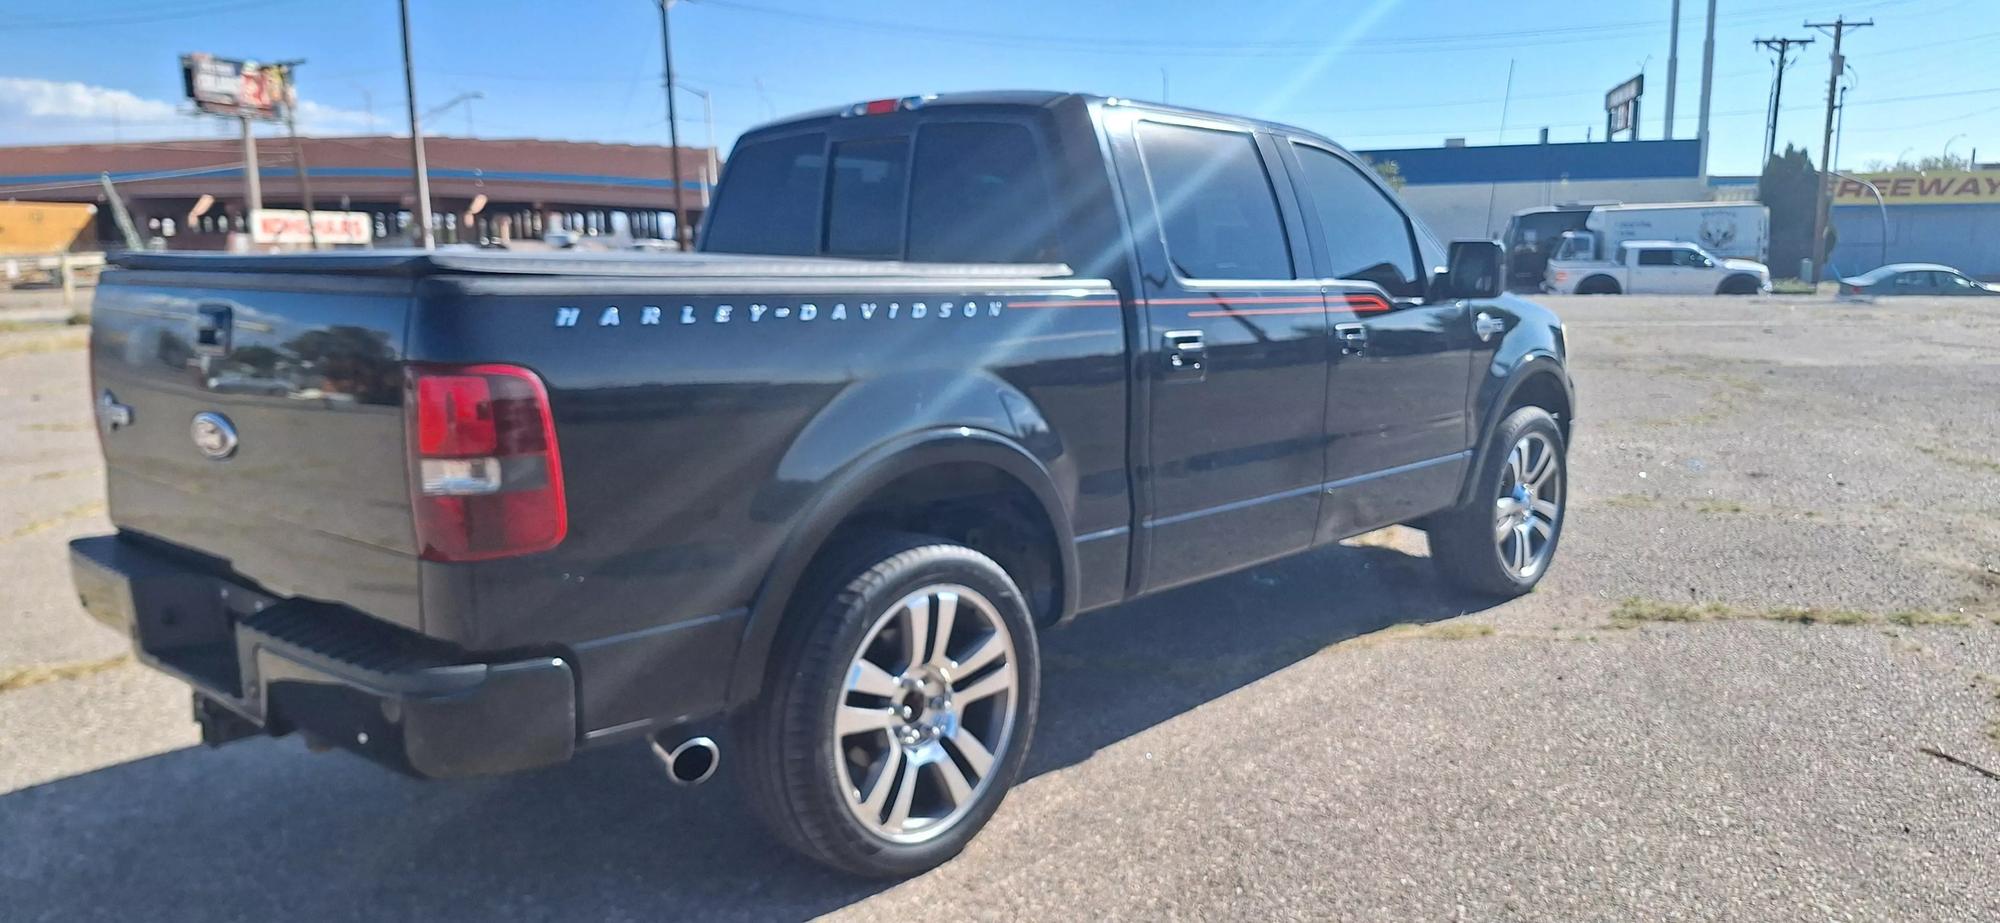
left=69, top=533, right=577, bottom=779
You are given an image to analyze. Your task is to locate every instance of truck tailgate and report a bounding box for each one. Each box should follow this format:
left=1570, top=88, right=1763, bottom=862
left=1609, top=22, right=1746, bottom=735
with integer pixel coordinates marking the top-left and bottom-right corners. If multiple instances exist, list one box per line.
left=88, top=271, right=422, bottom=628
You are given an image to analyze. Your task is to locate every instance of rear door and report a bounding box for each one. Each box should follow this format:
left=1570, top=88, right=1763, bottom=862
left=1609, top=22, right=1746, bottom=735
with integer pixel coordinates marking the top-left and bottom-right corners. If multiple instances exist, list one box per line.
left=89, top=269, right=421, bottom=626
left=1107, top=112, right=1328, bottom=592
left=1282, top=138, right=1477, bottom=537
left=1630, top=247, right=1678, bottom=292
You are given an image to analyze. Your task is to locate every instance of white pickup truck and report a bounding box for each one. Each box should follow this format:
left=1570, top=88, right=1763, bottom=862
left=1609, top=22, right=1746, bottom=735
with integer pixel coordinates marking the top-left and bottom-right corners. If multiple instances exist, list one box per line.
left=1545, top=237, right=1771, bottom=295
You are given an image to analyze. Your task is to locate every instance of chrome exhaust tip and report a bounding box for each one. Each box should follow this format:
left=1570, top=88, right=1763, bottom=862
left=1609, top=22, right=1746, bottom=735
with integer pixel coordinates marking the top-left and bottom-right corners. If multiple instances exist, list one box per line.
left=650, top=734, right=720, bottom=786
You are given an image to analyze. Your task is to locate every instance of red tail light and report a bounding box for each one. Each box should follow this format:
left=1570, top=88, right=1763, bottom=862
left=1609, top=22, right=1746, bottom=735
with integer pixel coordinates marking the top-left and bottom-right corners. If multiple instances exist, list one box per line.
left=405, top=363, right=567, bottom=562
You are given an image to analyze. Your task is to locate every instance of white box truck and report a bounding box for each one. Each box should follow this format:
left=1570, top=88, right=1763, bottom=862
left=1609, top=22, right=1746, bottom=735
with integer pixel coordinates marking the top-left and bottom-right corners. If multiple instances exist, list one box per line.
left=1582, top=202, right=1769, bottom=263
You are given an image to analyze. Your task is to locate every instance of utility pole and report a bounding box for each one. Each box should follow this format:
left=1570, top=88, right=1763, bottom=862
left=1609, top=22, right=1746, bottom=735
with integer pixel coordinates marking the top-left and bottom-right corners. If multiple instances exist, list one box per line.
left=657, top=0, right=690, bottom=250
left=240, top=117, right=263, bottom=216
left=1754, top=37, right=1813, bottom=162
left=398, top=0, right=435, bottom=250
left=1664, top=0, right=1680, bottom=139
left=273, top=60, right=319, bottom=249
left=1695, top=0, right=1717, bottom=175
left=1806, top=16, right=1871, bottom=282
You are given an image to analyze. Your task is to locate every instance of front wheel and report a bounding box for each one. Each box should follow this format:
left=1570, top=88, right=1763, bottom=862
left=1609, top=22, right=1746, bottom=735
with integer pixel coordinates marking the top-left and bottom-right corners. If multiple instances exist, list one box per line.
left=736, top=534, right=1040, bottom=877
left=1428, top=406, right=1568, bottom=596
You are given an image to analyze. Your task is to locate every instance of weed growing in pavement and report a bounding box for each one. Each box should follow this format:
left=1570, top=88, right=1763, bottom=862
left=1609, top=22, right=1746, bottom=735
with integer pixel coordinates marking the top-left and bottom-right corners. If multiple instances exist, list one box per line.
left=1608, top=597, right=1988, bottom=630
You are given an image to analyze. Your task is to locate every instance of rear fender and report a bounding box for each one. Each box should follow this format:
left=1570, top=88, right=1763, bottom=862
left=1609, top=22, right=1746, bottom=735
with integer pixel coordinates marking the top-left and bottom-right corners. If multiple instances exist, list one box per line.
left=724, top=375, right=1079, bottom=707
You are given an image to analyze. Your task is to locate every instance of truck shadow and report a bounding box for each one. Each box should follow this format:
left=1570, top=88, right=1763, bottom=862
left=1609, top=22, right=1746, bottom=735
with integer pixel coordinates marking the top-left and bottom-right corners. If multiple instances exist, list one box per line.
left=2, top=539, right=1496, bottom=921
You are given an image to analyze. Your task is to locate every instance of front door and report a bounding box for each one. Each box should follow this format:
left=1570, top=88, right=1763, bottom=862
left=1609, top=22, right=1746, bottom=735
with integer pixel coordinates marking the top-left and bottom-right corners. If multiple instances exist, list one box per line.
left=1282, top=139, right=1477, bottom=539
left=1109, top=114, right=1328, bottom=592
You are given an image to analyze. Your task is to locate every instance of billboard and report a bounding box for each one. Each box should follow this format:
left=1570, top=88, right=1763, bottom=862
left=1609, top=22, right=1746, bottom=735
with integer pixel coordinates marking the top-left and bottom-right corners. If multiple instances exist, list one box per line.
left=250, top=209, right=373, bottom=246
left=1605, top=74, right=1643, bottom=136
left=1833, top=172, right=2000, bottom=206
left=181, top=53, right=293, bottom=121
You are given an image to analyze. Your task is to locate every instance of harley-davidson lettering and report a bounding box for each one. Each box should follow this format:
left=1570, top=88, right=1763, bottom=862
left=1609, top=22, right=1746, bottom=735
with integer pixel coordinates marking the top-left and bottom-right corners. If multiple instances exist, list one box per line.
left=555, top=299, right=1011, bottom=329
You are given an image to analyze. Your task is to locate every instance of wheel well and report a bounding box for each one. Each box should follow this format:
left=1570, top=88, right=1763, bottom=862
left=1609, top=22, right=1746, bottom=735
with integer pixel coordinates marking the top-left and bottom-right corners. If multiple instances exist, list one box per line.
left=1579, top=275, right=1620, bottom=294
left=1717, top=273, right=1759, bottom=294
left=1504, top=371, right=1572, bottom=444
left=818, top=462, right=1063, bottom=626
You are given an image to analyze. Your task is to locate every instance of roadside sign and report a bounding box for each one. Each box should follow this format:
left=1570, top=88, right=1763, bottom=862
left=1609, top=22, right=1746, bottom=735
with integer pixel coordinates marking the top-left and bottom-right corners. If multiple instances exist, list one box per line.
left=250, top=209, right=372, bottom=246
left=1605, top=74, right=1643, bottom=138
left=181, top=53, right=293, bottom=121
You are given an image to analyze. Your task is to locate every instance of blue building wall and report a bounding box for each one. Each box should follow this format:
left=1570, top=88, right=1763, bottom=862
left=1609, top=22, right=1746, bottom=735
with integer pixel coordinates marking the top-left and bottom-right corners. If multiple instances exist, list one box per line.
left=1356, top=139, right=1701, bottom=185
left=1829, top=203, right=2000, bottom=281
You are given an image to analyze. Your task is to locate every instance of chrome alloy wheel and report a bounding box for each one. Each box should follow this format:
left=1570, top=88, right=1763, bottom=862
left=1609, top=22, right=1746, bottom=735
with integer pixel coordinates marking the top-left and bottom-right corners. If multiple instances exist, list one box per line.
left=1493, top=431, right=1562, bottom=581
left=834, top=584, right=1018, bottom=844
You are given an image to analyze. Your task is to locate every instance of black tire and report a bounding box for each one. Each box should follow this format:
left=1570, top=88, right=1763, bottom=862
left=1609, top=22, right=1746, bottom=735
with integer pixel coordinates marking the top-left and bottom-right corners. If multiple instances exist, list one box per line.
left=734, top=533, right=1040, bottom=878
left=1575, top=275, right=1621, bottom=295
left=1716, top=274, right=1760, bottom=295
left=1428, top=406, right=1568, bottom=597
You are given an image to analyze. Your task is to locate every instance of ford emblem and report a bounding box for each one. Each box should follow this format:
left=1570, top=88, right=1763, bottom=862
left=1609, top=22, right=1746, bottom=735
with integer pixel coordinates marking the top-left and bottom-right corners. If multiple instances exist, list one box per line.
left=190, top=412, right=239, bottom=460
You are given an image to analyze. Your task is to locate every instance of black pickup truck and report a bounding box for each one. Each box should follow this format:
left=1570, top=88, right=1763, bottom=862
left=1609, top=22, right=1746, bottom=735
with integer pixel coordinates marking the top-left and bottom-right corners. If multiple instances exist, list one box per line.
left=71, top=91, right=1572, bottom=877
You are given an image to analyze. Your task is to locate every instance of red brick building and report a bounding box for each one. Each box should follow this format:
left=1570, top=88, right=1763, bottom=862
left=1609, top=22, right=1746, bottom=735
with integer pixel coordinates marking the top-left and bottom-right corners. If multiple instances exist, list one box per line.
left=0, top=135, right=716, bottom=249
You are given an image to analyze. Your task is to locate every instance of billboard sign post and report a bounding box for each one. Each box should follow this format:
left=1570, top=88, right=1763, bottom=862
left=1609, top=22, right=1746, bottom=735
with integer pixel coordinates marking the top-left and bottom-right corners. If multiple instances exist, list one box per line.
left=1605, top=74, right=1644, bottom=141
left=182, top=53, right=311, bottom=244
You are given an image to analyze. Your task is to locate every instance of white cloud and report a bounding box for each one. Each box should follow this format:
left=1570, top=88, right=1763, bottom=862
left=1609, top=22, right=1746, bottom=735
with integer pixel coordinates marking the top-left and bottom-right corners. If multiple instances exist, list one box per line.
left=0, top=76, right=377, bottom=144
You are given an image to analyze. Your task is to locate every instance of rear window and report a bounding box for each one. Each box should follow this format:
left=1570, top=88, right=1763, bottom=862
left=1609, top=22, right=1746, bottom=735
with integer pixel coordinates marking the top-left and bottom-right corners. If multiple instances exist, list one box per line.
left=702, top=132, right=825, bottom=256
left=825, top=138, right=911, bottom=258
left=1135, top=121, right=1293, bottom=280
left=907, top=123, right=1060, bottom=263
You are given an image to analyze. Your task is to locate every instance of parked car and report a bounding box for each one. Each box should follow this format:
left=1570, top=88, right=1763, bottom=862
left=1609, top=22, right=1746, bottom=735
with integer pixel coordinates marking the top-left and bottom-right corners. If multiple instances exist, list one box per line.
left=1839, top=263, right=2000, bottom=297
left=69, top=91, right=1574, bottom=878
left=1545, top=238, right=1771, bottom=295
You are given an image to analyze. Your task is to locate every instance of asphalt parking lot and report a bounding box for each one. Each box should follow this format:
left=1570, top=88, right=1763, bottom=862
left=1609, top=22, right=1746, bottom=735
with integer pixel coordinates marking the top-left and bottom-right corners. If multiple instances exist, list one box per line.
left=2, top=292, right=1996, bottom=921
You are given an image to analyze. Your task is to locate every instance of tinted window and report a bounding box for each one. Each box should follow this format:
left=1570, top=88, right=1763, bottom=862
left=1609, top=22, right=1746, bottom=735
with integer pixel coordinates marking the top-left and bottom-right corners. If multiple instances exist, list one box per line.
left=825, top=138, right=910, bottom=258
left=1292, top=144, right=1421, bottom=296
left=908, top=122, right=1060, bottom=263
left=1637, top=249, right=1675, bottom=266
left=702, top=133, right=825, bottom=255
left=1673, top=248, right=1712, bottom=268
left=1135, top=121, right=1293, bottom=280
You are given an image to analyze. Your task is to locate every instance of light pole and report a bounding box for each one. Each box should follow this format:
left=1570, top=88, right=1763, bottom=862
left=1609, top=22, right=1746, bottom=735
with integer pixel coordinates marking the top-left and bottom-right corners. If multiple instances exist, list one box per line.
left=1942, top=133, right=1969, bottom=165
left=1829, top=170, right=1888, bottom=270
left=657, top=0, right=689, bottom=250
left=676, top=83, right=717, bottom=211
left=398, top=0, right=434, bottom=249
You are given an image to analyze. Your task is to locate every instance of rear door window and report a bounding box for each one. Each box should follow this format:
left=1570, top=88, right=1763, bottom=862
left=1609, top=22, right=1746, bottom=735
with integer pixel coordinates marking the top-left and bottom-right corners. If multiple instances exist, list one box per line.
left=701, top=132, right=826, bottom=255
left=908, top=122, right=1060, bottom=263
left=1134, top=121, right=1294, bottom=280
left=824, top=138, right=911, bottom=258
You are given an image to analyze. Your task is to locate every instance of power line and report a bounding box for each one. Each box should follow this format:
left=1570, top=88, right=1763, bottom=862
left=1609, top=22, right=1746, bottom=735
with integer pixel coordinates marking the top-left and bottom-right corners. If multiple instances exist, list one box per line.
left=1754, top=36, right=1814, bottom=162
left=10, top=0, right=301, bottom=30
left=1806, top=15, right=1873, bottom=283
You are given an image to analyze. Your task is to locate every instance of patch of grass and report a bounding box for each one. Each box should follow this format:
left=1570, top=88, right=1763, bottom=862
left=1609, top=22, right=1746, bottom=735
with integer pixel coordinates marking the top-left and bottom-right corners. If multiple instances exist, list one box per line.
left=1916, top=445, right=2000, bottom=477
left=1770, top=278, right=1817, bottom=295
left=19, top=421, right=88, bottom=433
left=6, top=501, right=106, bottom=540
left=1609, top=598, right=1986, bottom=631
left=0, top=654, right=132, bottom=693
left=1347, top=621, right=1498, bottom=648
left=1887, top=610, right=1975, bottom=628
left=1694, top=498, right=1749, bottom=515
left=0, top=327, right=87, bottom=360
left=1761, top=607, right=1874, bottom=626
left=1599, top=493, right=1662, bottom=509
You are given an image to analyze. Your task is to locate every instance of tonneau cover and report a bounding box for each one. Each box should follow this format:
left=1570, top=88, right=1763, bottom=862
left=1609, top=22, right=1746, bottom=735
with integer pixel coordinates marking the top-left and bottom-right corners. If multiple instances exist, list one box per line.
left=108, top=248, right=1075, bottom=281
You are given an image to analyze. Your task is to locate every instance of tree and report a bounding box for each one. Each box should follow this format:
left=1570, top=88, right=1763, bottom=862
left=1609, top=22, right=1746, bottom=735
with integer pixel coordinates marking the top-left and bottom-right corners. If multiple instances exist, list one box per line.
left=1363, top=156, right=1405, bottom=190
left=1862, top=152, right=1969, bottom=172
left=1759, top=145, right=1820, bottom=279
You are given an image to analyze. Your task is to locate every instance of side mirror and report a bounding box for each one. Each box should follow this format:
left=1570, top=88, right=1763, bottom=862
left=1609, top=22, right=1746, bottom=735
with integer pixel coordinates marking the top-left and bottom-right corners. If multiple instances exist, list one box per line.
left=1440, top=240, right=1504, bottom=299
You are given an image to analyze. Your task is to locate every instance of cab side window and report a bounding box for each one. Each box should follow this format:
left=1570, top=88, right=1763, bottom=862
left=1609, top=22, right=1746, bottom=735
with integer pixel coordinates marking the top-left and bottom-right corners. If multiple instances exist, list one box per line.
left=1134, top=121, right=1294, bottom=280
left=1290, top=143, right=1423, bottom=297
left=1636, top=249, right=1676, bottom=266
left=1673, top=248, right=1713, bottom=268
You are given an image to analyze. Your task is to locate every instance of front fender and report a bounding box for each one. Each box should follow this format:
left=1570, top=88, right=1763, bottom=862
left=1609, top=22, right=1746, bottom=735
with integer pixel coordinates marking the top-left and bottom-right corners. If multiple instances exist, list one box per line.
left=1457, top=299, right=1574, bottom=506
left=725, top=421, right=1079, bottom=708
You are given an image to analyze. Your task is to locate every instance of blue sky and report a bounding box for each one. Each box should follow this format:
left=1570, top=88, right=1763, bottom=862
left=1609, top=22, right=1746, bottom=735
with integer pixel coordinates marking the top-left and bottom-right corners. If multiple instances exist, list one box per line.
left=2, top=0, right=1994, bottom=175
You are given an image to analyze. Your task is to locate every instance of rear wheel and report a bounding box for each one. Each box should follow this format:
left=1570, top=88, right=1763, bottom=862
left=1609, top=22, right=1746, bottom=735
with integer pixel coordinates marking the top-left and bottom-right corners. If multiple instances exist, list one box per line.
left=1428, top=406, right=1567, bottom=596
left=736, top=534, right=1039, bottom=877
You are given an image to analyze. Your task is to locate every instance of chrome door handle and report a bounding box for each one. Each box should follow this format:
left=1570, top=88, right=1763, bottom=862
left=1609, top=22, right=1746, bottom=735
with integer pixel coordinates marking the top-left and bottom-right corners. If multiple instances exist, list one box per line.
left=1334, top=323, right=1368, bottom=356
left=1163, top=329, right=1205, bottom=379
left=1474, top=312, right=1507, bottom=341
